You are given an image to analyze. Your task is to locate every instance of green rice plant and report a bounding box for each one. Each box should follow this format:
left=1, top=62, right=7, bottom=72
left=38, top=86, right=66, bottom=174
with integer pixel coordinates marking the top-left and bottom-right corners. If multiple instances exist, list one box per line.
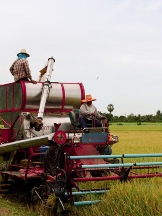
left=0, top=198, right=39, bottom=216
left=70, top=178, right=162, bottom=216
left=70, top=124, right=162, bottom=216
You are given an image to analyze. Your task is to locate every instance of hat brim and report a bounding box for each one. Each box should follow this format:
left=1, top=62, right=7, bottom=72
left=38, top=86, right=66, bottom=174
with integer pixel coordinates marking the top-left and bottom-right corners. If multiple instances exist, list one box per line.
left=17, top=52, right=30, bottom=57
left=82, top=98, right=96, bottom=102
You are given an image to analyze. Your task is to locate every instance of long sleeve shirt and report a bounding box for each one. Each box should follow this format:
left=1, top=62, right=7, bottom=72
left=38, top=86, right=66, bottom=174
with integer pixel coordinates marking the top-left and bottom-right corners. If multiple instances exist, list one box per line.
left=79, top=103, right=102, bottom=120
left=9, top=58, right=32, bottom=81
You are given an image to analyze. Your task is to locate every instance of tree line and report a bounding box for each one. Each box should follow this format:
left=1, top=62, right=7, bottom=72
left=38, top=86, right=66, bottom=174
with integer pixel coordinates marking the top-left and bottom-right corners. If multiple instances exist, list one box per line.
left=99, top=104, right=162, bottom=123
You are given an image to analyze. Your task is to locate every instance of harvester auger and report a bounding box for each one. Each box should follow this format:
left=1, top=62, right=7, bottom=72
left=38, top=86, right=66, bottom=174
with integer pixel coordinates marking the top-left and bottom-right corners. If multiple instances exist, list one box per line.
left=0, top=56, right=161, bottom=215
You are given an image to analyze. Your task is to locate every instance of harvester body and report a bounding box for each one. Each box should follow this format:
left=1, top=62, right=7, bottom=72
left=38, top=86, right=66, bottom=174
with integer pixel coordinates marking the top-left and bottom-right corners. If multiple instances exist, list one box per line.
left=0, top=57, right=161, bottom=213
left=0, top=57, right=117, bottom=185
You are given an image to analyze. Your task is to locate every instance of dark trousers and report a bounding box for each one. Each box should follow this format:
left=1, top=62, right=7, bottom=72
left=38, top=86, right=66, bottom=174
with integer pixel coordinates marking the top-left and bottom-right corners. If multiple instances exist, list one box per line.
left=79, top=116, right=102, bottom=129
left=16, top=77, right=29, bottom=82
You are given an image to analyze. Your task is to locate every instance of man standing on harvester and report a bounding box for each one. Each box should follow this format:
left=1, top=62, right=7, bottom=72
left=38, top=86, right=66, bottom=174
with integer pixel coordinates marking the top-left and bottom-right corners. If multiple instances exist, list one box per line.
left=9, top=49, right=37, bottom=84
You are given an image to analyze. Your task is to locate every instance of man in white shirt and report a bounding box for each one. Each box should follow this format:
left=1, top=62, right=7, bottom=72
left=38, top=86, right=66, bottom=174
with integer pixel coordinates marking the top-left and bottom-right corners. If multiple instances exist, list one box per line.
left=79, top=94, right=106, bottom=130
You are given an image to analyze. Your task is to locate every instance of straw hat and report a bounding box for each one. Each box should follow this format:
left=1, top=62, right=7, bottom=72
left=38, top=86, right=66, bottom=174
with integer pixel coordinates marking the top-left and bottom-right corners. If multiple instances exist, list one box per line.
left=81, top=94, right=96, bottom=102
left=17, top=49, right=30, bottom=57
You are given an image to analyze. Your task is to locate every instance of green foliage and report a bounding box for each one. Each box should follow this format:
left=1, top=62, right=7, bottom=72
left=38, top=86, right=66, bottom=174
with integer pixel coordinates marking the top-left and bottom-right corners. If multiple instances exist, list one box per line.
left=97, top=179, right=162, bottom=216
left=0, top=198, right=39, bottom=216
left=107, top=104, right=114, bottom=114
left=0, top=116, right=2, bottom=125
left=110, top=122, right=162, bottom=132
left=71, top=123, right=162, bottom=216
left=99, top=110, right=162, bottom=123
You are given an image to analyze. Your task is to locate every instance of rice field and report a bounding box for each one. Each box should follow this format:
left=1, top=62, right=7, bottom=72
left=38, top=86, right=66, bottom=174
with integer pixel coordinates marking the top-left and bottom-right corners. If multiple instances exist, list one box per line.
left=111, top=123, right=162, bottom=154
left=71, top=123, right=162, bottom=216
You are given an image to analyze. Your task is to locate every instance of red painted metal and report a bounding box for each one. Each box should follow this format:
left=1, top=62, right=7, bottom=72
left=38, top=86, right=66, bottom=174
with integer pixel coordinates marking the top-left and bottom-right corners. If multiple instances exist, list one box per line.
left=21, top=108, right=73, bottom=113
left=0, top=128, right=16, bottom=143
left=20, top=80, right=27, bottom=110
left=5, top=84, right=7, bottom=110
left=74, top=173, right=162, bottom=182
left=53, top=130, right=67, bottom=145
left=63, top=145, right=107, bottom=174
left=61, top=83, right=65, bottom=110
left=79, top=82, right=85, bottom=103
left=0, top=128, right=12, bottom=142
left=8, top=147, right=45, bottom=179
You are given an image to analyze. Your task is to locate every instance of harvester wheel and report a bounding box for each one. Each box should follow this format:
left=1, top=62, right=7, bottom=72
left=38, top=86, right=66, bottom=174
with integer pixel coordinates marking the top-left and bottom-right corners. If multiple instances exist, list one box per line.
left=55, top=168, right=67, bottom=197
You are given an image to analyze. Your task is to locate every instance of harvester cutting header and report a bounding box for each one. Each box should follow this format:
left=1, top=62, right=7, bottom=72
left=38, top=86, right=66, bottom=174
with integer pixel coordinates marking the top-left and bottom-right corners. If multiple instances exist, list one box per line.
left=0, top=50, right=161, bottom=215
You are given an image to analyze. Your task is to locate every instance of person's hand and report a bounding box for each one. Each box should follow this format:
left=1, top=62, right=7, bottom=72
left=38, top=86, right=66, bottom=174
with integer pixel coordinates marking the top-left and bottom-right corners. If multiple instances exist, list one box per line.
left=91, top=112, right=96, bottom=117
left=31, top=80, right=37, bottom=84
left=101, top=116, right=106, bottom=119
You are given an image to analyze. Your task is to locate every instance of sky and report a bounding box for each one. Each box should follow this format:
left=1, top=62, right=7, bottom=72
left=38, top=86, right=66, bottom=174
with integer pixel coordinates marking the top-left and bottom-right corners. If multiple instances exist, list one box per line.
left=1, top=0, right=162, bottom=116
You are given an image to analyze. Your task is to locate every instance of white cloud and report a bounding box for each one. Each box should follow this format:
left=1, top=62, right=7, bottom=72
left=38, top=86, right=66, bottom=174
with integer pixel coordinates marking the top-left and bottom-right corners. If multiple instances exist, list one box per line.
left=144, top=0, right=162, bottom=11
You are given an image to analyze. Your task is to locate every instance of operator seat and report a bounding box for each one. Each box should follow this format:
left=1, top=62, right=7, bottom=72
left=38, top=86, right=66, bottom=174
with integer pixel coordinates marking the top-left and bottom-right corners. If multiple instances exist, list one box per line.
left=69, top=110, right=81, bottom=129
left=69, top=109, right=105, bottom=130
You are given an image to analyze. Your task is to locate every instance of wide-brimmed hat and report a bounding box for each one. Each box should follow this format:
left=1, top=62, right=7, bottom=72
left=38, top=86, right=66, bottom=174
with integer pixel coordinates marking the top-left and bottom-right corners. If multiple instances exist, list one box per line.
left=81, top=94, right=96, bottom=103
left=17, top=49, right=30, bottom=57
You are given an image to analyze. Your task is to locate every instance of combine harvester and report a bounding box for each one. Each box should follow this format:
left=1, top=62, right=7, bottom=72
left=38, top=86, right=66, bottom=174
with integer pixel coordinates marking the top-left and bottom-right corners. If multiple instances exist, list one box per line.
left=0, top=57, right=161, bottom=214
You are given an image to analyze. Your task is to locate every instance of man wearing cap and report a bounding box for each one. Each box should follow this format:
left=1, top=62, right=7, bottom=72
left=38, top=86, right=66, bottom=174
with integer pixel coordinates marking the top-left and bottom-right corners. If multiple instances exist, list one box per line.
left=79, top=94, right=106, bottom=130
left=9, top=49, right=37, bottom=84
